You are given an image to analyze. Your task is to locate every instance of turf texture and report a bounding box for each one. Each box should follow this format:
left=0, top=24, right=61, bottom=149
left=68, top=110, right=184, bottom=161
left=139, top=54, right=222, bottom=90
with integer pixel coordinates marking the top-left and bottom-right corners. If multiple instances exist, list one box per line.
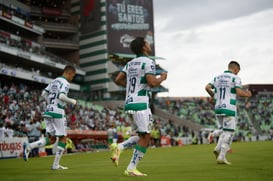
left=0, top=141, right=272, bottom=181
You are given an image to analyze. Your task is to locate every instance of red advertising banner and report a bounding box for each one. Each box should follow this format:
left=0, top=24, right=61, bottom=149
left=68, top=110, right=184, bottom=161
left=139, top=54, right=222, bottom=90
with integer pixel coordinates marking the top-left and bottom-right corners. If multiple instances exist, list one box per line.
left=67, top=130, right=122, bottom=141
left=0, top=31, right=10, bottom=37
left=160, top=136, right=171, bottom=147
left=106, top=0, right=155, bottom=55
left=0, top=137, right=28, bottom=159
left=42, top=8, right=62, bottom=16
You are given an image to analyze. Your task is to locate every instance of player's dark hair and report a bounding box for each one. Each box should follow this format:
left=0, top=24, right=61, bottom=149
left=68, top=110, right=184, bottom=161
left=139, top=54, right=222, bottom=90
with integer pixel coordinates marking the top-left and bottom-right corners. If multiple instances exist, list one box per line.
left=228, top=61, right=240, bottom=70
left=130, top=37, right=145, bottom=55
left=64, top=65, right=76, bottom=73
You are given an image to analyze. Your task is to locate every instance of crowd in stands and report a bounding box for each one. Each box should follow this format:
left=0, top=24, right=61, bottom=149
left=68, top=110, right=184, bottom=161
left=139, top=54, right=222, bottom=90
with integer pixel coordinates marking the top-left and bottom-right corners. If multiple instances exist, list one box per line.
left=1, top=81, right=272, bottom=153
left=0, top=2, right=80, bottom=69
left=156, top=95, right=273, bottom=140
left=0, top=29, right=79, bottom=69
left=248, top=93, right=273, bottom=134
left=0, top=81, right=191, bottom=149
left=0, top=3, right=31, bottom=23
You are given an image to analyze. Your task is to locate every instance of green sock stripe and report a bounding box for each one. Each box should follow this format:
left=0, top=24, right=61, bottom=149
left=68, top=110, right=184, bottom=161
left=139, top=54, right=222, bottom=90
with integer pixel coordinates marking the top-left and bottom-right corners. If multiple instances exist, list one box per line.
left=135, top=144, right=147, bottom=153
left=58, top=142, right=66, bottom=149
left=45, top=137, right=50, bottom=145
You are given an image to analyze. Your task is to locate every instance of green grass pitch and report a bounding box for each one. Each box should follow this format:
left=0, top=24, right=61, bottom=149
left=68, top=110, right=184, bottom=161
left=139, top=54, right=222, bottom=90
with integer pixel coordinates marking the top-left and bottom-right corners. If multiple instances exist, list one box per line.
left=0, top=141, right=272, bottom=181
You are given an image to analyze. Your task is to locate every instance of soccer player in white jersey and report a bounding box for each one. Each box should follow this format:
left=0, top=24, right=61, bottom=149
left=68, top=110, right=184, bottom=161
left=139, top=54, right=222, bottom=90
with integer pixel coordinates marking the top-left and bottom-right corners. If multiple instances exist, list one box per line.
left=205, top=61, right=252, bottom=165
left=112, top=37, right=167, bottom=176
left=23, top=65, right=77, bottom=170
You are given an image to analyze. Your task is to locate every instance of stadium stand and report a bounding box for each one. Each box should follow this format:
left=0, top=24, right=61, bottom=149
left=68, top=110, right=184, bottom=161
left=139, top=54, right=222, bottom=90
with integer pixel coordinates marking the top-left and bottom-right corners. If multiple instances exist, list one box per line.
left=1, top=81, right=273, bottom=154
left=155, top=91, right=273, bottom=142
left=0, top=81, right=191, bottom=149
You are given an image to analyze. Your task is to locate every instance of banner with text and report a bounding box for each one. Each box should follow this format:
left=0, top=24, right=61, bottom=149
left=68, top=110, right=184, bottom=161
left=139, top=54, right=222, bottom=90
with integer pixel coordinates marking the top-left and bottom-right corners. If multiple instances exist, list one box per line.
left=106, top=0, right=155, bottom=55
left=0, top=137, right=28, bottom=159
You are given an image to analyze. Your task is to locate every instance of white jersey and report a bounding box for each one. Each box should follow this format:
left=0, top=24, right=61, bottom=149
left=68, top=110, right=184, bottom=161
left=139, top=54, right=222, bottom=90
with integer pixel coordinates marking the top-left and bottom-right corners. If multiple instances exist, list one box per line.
left=210, top=70, right=242, bottom=116
left=122, top=56, right=156, bottom=111
left=0, top=126, right=7, bottom=138
left=5, top=128, right=14, bottom=138
left=43, top=76, right=70, bottom=118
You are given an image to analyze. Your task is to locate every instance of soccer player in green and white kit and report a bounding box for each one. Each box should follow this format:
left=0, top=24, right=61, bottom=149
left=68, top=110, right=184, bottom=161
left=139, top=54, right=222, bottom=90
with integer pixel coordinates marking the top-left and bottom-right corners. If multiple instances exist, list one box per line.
left=23, top=65, right=77, bottom=170
left=205, top=61, right=252, bottom=165
left=112, top=37, right=167, bottom=176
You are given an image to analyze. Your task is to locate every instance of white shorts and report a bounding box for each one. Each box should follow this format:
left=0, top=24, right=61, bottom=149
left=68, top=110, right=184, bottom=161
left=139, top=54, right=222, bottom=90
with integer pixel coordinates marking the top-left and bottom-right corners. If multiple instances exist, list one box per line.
left=130, top=109, right=153, bottom=134
left=216, top=115, right=236, bottom=132
left=45, top=117, right=67, bottom=137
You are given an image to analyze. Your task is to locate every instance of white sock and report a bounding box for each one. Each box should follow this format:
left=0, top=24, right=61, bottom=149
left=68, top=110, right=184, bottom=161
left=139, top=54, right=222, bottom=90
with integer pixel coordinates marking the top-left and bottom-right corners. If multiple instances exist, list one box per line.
left=53, top=146, right=65, bottom=167
left=118, top=136, right=139, bottom=150
left=218, top=132, right=233, bottom=160
left=29, top=138, right=47, bottom=149
left=213, top=129, right=223, bottom=137
left=127, top=148, right=145, bottom=170
left=215, top=133, right=224, bottom=152
left=218, top=143, right=230, bottom=160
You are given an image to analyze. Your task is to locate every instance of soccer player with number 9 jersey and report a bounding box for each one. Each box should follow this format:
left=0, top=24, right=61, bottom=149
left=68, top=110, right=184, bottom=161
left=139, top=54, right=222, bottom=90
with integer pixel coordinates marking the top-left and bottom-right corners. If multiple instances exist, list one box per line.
left=111, top=37, right=167, bottom=176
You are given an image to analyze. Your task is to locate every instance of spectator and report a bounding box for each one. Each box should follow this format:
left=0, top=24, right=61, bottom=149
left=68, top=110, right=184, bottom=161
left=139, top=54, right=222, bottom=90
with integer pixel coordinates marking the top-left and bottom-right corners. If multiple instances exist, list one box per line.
left=0, top=122, right=7, bottom=138
left=25, top=118, right=41, bottom=157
